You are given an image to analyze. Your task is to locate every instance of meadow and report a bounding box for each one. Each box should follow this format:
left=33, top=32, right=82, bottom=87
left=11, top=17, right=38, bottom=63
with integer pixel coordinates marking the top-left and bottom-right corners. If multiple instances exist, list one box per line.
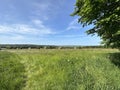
left=0, top=49, right=120, bottom=90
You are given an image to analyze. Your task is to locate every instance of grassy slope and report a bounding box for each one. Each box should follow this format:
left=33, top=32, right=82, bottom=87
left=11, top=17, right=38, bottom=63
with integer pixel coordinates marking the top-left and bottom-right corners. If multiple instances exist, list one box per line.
left=1, top=49, right=120, bottom=90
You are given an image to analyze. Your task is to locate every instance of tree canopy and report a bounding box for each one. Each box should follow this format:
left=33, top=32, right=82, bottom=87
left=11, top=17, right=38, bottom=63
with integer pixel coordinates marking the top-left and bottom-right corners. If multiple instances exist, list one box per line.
left=72, top=0, right=120, bottom=48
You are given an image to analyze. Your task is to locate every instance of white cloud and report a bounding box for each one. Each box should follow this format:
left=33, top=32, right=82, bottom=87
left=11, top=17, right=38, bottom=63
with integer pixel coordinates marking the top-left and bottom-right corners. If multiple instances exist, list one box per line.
left=67, top=18, right=82, bottom=30
left=9, top=35, right=25, bottom=40
left=31, top=2, right=51, bottom=20
left=49, top=35, right=87, bottom=38
left=32, top=19, right=44, bottom=28
left=0, top=20, right=55, bottom=42
left=0, top=22, right=53, bottom=35
left=31, top=1, right=62, bottom=21
left=0, top=34, right=25, bottom=44
left=33, top=2, right=50, bottom=11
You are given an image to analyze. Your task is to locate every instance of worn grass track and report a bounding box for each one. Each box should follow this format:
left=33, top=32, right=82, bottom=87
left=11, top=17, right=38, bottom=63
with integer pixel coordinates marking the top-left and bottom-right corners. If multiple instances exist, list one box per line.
left=0, top=49, right=120, bottom=90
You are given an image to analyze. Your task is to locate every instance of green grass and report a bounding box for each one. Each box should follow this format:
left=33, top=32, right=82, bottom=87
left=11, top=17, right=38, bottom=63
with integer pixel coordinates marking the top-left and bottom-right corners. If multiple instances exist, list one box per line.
left=0, top=49, right=120, bottom=90
left=0, top=52, right=26, bottom=90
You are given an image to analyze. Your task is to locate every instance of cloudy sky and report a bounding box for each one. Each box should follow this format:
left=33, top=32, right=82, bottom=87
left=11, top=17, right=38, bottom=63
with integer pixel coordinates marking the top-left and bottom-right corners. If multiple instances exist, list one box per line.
left=0, top=0, right=101, bottom=45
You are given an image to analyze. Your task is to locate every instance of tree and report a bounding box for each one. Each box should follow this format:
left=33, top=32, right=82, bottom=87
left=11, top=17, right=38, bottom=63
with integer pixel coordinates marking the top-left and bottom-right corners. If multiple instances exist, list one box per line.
left=72, top=0, right=120, bottom=48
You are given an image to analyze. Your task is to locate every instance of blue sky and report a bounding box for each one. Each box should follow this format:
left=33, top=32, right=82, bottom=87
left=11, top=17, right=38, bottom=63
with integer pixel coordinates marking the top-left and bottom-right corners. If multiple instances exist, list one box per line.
left=0, top=0, right=101, bottom=45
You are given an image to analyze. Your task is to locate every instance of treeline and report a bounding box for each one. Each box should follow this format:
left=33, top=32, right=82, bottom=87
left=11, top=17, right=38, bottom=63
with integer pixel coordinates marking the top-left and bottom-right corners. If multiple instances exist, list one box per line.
left=0, top=44, right=107, bottom=49
left=0, top=44, right=57, bottom=49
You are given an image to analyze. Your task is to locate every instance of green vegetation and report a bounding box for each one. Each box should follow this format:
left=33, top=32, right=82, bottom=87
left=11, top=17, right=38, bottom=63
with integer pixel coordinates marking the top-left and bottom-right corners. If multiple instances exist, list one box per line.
left=0, top=52, right=26, bottom=90
left=72, top=0, right=120, bottom=48
left=0, top=49, right=120, bottom=90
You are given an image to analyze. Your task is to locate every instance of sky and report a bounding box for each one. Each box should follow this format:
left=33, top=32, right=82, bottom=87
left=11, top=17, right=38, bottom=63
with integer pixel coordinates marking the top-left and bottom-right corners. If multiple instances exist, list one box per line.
left=0, top=0, right=101, bottom=46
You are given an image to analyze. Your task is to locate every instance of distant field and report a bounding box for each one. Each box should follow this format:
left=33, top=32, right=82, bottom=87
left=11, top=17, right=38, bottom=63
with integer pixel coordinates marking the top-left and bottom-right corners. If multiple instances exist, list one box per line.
left=0, top=49, right=120, bottom=90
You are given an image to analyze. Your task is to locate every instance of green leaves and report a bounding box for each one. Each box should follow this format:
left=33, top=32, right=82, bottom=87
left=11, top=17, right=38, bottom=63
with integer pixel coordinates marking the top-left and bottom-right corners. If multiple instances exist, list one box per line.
left=72, top=0, right=120, bottom=48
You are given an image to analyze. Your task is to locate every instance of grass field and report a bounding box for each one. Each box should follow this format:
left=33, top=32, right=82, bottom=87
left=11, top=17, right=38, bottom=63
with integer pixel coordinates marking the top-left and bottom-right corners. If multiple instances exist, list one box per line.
left=0, top=49, right=120, bottom=90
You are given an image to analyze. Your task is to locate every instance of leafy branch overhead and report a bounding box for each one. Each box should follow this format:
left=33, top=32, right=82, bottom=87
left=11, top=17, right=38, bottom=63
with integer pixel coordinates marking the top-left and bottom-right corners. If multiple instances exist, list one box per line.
left=72, top=0, right=120, bottom=48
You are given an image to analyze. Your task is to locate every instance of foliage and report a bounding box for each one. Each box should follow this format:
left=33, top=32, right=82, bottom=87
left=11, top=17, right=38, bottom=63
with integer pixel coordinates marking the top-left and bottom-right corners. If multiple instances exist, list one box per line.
left=72, top=0, right=120, bottom=48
